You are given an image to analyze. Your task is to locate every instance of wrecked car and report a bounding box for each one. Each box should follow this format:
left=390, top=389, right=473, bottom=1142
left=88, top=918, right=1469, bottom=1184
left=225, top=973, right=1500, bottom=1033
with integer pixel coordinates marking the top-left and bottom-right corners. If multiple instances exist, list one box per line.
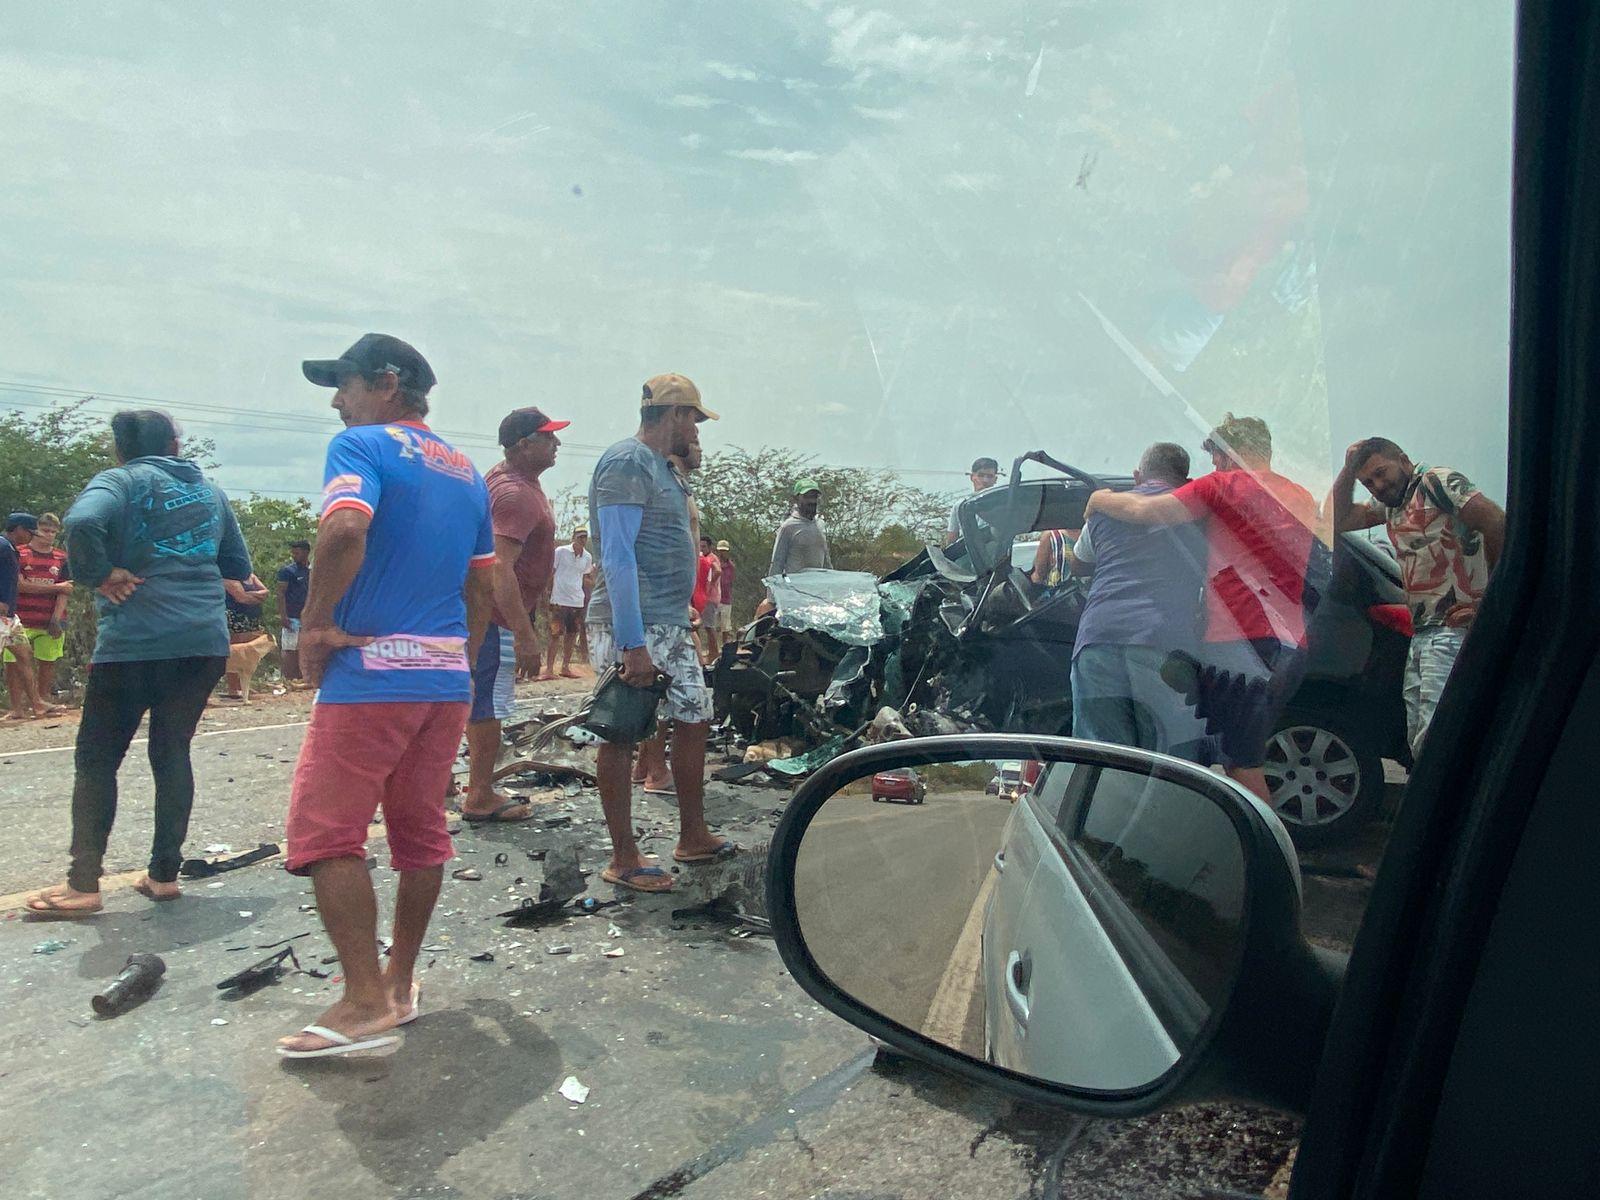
left=711, top=452, right=1412, bottom=846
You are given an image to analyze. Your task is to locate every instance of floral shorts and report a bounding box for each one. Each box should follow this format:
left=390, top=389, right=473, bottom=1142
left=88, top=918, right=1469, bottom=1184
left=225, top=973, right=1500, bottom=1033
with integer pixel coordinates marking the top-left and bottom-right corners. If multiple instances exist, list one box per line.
left=587, top=622, right=712, bottom=724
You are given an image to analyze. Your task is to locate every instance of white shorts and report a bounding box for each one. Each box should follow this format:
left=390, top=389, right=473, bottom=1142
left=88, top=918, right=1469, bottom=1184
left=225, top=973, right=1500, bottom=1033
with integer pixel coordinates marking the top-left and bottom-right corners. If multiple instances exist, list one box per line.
left=280, top=618, right=301, bottom=652
left=587, top=622, right=712, bottom=724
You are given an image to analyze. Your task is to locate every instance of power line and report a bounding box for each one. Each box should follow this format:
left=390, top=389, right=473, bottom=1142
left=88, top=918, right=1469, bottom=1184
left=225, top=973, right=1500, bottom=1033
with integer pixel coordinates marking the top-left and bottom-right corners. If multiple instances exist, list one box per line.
left=0, top=378, right=970, bottom=481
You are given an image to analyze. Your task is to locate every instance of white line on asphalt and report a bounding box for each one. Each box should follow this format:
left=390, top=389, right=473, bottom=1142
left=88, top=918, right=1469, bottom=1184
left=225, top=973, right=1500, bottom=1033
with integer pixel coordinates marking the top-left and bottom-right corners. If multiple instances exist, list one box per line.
left=921, top=866, right=998, bottom=1050
left=0, top=719, right=311, bottom=759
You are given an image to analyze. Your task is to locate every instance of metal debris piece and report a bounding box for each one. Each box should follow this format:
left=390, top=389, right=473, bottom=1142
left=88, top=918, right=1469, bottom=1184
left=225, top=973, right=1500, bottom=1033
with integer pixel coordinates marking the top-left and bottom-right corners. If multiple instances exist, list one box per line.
left=32, top=939, right=70, bottom=955
left=546, top=944, right=573, bottom=955
left=451, top=868, right=483, bottom=882
left=469, top=951, right=495, bottom=963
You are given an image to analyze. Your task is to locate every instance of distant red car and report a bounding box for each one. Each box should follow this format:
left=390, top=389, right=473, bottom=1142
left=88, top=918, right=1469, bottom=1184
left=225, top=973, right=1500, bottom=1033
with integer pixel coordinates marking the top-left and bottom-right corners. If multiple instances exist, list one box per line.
left=871, top=768, right=926, bottom=805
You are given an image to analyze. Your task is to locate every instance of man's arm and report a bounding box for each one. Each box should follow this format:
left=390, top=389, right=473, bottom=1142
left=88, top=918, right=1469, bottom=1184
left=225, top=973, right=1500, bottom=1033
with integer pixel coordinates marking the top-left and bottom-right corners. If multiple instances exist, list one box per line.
left=18, top=576, right=72, bottom=595
left=1327, top=444, right=1386, bottom=533
left=297, top=508, right=373, bottom=685
left=770, top=522, right=793, bottom=577
left=465, top=556, right=494, bottom=667
left=1083, top=489, right=1195, bottom=526
left=491, top=533, right=541, bottom=678
left=1460, top=494, right=1507, bottom=571
left=819, top=530, right=832, bottom=570
left=597, top=504, right=658, bottom=685
left=275, top=581, right=290, bottom=627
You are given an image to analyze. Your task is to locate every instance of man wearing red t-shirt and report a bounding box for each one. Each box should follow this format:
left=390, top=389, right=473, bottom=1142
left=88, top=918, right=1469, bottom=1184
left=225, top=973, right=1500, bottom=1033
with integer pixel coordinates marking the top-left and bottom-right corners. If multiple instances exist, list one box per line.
left=1084, top=414, right=1322, bottom=802
left=462, top=406, right=566, bottom=824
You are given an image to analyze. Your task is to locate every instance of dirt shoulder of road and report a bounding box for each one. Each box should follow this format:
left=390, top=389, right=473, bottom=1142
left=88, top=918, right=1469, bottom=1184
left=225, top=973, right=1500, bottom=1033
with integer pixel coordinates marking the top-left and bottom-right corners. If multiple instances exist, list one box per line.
left=0, top=668, right=602, bottom=755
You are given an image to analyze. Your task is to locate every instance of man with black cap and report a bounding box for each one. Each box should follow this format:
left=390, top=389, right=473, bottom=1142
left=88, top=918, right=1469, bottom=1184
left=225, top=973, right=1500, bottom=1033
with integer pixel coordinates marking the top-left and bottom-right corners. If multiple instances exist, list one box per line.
left=947, top=456, right=1000, bottom=545
left=460, top=405, right=568, bottom=825
left=278, top=334, right=497, bottom=1058
left=274, top=539, right=312, bottom=684
left=587, top=373, right=733, bottom=893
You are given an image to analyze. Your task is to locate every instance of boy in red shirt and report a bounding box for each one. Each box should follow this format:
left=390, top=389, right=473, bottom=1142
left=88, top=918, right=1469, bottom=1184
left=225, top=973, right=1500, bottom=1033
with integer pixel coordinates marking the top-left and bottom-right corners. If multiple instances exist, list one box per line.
left=1085, top=414, right=1323, bottom=802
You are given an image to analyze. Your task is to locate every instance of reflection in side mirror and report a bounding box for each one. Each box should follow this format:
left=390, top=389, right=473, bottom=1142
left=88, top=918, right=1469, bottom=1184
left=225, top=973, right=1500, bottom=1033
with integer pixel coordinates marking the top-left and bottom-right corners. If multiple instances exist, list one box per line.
left=792, top=754, right=1247, bottom=1094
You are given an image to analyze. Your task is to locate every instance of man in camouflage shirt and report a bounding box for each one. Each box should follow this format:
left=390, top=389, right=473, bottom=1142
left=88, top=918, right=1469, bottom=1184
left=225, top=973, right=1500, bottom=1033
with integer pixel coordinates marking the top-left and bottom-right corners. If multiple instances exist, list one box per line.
left=1331, top=437, right=1506, bottom=755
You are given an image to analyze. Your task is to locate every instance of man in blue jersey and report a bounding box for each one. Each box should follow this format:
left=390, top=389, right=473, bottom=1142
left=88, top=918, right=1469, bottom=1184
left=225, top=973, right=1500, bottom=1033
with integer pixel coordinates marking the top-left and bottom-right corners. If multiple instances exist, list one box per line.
left=277, top=334, right=496, bottom=1059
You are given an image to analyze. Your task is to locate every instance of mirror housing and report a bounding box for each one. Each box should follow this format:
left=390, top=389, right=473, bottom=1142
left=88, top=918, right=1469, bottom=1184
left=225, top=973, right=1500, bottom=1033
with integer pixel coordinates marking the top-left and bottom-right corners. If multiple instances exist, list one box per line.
left=766, top=734, right=1345, bottom=1117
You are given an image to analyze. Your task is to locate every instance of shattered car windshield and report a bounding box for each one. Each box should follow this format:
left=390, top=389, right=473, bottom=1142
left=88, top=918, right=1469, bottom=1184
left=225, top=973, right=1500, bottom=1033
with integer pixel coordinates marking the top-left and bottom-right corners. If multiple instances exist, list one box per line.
left=1, top=0, right=1511, bottom=1196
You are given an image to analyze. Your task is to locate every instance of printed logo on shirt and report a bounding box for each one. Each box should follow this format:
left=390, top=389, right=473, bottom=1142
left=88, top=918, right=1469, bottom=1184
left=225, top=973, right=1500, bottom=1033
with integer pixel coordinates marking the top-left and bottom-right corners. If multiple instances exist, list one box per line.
left=384, top=426, right=475, bottom=482
left=358, top=634, right=470, bottom=671
left=324, top=473, right=365, bottom=501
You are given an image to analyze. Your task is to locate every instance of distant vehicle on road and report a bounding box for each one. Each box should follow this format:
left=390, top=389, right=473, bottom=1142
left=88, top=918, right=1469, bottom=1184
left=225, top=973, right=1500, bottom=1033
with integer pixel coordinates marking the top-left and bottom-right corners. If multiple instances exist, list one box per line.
left=985, top=762, right=1024, bottom=799
left=871, top=768, right=926, bottom=805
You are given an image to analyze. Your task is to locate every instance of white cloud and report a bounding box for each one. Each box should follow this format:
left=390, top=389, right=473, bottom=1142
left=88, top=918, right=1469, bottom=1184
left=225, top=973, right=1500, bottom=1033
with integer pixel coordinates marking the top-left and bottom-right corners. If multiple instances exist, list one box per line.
left=667, top=93, right=721, bottom=109
left=824, top=8, right=1011, bottom=81
left=854, top=105, right=906, bottom=122
left=745, top=106, right=791, bottom=128
left=940, top=171, right=1002, bottom=194
left=706, top=60, right=762, bottom=82
left=725, top=147, right=820, bottom=164
left=681, top=133, right=706, bottom=150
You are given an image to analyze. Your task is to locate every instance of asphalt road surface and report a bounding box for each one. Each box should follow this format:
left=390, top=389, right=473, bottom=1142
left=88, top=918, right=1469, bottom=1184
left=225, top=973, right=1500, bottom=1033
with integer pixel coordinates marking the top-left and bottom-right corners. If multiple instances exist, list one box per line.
left=0, top=709, right=1328, bottom=1199
left=795, top=787, right=1007, bottom=1057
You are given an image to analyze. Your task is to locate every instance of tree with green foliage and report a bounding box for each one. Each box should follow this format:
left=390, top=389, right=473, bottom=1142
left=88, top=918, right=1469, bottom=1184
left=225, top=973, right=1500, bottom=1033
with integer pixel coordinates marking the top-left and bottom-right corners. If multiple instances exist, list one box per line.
left=692, top=446, right=952, bottom=619
left=231, top=496, right=318, bottom=630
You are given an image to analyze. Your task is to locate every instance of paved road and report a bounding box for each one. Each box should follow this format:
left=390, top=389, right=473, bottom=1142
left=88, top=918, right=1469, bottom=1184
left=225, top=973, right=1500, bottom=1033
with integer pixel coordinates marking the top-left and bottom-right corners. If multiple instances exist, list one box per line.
left=795, top=788, right=1008, bottom=1055
left=0, top=717, right=1309, bottom=1199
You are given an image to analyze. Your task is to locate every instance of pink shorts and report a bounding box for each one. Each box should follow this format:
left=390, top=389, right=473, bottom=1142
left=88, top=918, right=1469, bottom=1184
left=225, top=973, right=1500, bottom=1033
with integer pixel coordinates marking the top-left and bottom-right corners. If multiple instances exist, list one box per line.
left=285, top=700, right=469, bottom=875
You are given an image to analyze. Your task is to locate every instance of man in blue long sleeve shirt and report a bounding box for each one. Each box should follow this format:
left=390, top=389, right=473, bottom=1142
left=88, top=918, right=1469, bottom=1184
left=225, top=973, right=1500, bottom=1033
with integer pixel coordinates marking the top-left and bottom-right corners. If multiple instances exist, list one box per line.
left=27, top=409, right=255, bottom=918
left=585, top=374, right=734, bottom=892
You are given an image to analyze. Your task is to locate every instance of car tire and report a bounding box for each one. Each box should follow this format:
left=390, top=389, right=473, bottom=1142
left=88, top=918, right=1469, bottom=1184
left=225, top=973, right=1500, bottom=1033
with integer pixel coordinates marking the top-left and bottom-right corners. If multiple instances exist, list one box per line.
left=1263, top=705, right=1384, bottom=848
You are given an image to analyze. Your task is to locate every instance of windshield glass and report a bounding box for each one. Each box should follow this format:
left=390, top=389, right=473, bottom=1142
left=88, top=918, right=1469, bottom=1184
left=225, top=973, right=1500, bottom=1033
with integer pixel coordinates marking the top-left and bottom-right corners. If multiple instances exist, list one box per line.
left=1, top=2, right=1513, bottom=1196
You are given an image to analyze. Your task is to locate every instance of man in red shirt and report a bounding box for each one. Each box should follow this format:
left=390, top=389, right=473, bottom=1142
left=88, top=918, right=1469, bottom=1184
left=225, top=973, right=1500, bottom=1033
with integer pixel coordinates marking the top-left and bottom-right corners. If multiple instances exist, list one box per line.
left=1085, top=414, right=1322, bottom=801
left=4, top=512, right=70, bottom=719
left=462, top=406, right=566, bottom=823
left=692, top=535, right=722, bottom=664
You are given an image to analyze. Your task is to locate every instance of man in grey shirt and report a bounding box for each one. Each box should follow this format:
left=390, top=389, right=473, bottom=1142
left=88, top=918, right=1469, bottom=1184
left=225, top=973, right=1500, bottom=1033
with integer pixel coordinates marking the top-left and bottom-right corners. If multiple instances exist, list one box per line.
left=586, top=374, right=736, bottom=893
left=769, top=478, right=832, bottom=577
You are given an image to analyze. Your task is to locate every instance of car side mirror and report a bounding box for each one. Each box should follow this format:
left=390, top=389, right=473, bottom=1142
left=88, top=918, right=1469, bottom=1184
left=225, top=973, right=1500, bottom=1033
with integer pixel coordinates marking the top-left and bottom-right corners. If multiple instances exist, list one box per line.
left=765, top=735, right=1346, bottom=1117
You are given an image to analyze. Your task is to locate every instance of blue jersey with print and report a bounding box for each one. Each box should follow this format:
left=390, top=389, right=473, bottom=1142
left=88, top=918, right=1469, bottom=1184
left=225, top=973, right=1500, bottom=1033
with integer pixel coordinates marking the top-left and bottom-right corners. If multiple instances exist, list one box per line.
left=316, top=420, right=495, bottom=703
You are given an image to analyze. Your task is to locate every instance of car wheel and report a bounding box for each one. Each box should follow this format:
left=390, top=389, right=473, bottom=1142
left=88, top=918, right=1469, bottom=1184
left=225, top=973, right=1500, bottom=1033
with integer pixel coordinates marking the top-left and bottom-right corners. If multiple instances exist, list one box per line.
left=1263, top=705, right=1384, bottom=847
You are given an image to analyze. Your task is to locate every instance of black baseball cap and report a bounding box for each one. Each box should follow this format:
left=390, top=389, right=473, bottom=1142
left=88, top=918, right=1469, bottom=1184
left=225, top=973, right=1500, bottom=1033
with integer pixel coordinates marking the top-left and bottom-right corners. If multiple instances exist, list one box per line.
left=498, top=406, right=571, bottom=447
left=289, top=539, right=311, bottom=550
left=302, top=333, right=437, bottom=393
left=5, top=512, right=38, bottom=532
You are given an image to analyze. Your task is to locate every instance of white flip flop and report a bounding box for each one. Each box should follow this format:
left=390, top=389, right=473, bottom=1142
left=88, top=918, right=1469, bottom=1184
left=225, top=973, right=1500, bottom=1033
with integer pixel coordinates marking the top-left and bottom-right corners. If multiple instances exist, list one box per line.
left=276, top=1024, right=401, bottom=1059
left=396, top=983, right=422, bottom=1027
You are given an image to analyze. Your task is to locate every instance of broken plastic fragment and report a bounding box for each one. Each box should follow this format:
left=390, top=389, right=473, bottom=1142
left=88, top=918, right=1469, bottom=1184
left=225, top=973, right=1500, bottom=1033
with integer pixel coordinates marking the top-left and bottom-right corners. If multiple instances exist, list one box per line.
left=559, top=1076, right=590, bottom=1104
left=604, top=947, right=625, bottom=958
left=547, top=944, right=573, bottom=955
left=32, top=939, right=70, bottom=955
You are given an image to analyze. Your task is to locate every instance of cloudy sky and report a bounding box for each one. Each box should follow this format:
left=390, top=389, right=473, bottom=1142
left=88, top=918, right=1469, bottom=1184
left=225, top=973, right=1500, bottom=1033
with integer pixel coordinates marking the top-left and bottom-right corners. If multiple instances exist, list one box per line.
left=1, top=1, right=1515, bottom=509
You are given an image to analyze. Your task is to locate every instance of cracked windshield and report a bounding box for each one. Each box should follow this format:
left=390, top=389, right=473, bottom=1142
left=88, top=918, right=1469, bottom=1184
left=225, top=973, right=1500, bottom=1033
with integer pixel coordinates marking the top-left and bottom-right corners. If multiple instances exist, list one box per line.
left=2, top=1, right=1511, bottom=1196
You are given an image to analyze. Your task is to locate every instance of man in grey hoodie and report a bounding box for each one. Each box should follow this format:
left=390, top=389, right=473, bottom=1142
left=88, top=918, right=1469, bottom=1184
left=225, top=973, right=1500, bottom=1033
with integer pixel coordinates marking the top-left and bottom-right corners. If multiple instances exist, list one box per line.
left=26, top=410, right=255, bottom=918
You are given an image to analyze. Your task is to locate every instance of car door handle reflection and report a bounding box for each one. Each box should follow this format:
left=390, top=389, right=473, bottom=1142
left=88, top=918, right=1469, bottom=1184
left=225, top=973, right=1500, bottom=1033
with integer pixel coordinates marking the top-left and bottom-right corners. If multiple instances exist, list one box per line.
left=1005, top=950, right=1032, bottom=1029
left=994, top=850, right=1006, bottom=873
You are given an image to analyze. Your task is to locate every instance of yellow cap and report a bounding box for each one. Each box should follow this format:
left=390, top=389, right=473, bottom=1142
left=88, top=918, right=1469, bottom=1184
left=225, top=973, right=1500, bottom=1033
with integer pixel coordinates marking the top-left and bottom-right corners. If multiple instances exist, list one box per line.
left=641, top=373, right=719, bottom=421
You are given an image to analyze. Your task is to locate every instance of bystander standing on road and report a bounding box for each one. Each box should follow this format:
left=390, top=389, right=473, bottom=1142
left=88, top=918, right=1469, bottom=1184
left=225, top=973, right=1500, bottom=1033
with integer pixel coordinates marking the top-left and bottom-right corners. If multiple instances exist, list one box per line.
left=25, top=410, right=253, bottom=918
left=1085, top=415, right=1321, bottom=802
left=770, top=480, right=832, bottom=576
left=1069, top=443, right=1209, bottom=759
left=275, top=539, right=312, bottom=684
left=4, top=512, right=70, bottom=719
left=277, top=333, right=496, bottom=1058
left=693, top=534, right=722, bottom=664
left=946, top=456, right=1000, bottom=545
left=1329, top=437, right=1505, bottom=755
left=548, top=526, right=593, bottom=679
left=713, top=539, right=736, bottom=648
left=587, top=374, right=734, bottom=893
left=463, top=406, right=564, bottom=820
left=219, top=574, right=274, bottom=702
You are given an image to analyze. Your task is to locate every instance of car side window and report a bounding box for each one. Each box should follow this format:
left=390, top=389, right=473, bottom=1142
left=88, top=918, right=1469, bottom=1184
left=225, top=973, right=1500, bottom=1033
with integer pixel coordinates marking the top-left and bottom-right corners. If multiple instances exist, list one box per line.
left=1025, top=760, right=1089, bottom=829
left=1065, top=769, right=1246, bottom=1011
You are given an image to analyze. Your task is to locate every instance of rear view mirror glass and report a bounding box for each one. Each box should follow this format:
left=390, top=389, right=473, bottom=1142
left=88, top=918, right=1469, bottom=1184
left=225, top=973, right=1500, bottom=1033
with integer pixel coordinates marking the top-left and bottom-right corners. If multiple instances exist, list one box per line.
left=792, top=756, right=1247, bottom=1093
